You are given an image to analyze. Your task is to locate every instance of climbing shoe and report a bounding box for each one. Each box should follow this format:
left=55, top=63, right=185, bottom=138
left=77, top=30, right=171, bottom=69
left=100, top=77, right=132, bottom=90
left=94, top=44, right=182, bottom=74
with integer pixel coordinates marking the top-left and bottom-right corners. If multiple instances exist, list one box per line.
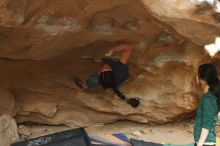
left=126, top=98, right=140, bottom=108
left=74, top=78, right=84, bottom=89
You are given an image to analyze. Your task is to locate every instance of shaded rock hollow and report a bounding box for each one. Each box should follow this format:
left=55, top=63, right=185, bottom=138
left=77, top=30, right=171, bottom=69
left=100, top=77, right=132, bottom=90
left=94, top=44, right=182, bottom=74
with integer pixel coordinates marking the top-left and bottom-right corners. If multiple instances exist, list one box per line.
left=0, top=1, right=220, bottom=143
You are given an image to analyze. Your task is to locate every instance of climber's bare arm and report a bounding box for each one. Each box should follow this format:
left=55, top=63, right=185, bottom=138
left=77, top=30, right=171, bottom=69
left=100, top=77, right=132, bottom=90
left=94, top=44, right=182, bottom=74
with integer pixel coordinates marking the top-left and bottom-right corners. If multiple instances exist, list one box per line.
left=105, top=43, right=133, bottom=64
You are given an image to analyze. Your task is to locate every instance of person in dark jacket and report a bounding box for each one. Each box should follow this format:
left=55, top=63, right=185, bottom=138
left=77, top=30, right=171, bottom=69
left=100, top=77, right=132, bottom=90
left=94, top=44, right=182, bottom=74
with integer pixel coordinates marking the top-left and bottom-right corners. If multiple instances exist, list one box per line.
left=194, top=63, right=220, bottom=146
left=75, top=43, right=140, bottom=108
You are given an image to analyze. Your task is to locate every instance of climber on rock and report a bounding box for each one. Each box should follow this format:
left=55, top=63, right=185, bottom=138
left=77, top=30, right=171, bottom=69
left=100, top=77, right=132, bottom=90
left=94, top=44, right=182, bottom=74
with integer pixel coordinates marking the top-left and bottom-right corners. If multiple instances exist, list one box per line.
left=74, top=42, right=140, bottom=108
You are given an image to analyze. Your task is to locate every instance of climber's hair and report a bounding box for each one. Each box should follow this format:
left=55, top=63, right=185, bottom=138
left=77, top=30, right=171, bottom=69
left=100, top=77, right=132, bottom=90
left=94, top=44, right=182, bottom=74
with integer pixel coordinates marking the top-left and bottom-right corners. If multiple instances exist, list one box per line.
left=99, top=71, right=126, bottom=100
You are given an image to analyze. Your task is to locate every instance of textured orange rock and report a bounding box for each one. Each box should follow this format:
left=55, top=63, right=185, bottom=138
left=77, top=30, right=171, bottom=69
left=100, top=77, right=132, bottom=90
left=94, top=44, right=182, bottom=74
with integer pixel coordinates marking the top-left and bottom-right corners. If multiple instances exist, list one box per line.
left=0, top=0, right=216, bottom=128
left=140, top=0, right=220, bottom=45
left=0, top=39, right=206, bottom=127
left=0, top=0, right=164, bottom=60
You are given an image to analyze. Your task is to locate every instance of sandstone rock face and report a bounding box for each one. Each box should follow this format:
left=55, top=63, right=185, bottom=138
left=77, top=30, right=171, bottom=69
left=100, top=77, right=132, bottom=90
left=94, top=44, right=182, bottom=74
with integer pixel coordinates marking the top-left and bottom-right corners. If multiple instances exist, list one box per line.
left=0, top=0, right=217, bottom=128
left=0, top=115, right=19, bottom=146
left=140, top=0, right=220, bottom=45
left=0, top=0, right=165, bottom=60
left=0, top=89, right=15, bottom=115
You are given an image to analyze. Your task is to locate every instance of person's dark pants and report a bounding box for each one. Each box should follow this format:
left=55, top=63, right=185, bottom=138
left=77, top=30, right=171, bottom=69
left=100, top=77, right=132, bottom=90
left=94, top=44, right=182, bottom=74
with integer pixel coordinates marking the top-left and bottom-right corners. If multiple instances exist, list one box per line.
left=194, top=143, right=215, bottom=146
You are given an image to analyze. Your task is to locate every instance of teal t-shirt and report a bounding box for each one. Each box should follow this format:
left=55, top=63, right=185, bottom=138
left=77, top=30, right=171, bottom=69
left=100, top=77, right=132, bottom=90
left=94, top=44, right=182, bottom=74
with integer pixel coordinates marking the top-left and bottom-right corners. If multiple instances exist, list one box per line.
left=194, top=91, right=218, bottom=143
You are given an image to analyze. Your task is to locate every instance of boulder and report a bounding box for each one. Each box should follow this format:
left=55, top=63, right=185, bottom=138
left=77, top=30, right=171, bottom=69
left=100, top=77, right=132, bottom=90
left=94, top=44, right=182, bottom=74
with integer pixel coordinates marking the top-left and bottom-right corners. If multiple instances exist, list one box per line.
left=0, top=115, right=19, bottom=146
left=0, top=0, right=217, bottom=127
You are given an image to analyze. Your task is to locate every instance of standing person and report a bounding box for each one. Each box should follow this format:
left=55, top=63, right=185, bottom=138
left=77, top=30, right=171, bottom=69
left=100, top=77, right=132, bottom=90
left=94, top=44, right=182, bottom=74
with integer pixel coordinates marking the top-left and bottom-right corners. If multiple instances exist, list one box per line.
left=194, top=63, right=220, bottom=146
left=75, top=42, right=140, bottom=108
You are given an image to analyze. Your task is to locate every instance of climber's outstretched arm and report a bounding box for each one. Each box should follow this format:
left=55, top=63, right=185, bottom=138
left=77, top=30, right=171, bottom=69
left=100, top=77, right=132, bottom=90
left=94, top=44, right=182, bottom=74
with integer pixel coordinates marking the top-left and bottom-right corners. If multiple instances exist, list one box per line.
left=105, top=43, right=133, bottom=64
